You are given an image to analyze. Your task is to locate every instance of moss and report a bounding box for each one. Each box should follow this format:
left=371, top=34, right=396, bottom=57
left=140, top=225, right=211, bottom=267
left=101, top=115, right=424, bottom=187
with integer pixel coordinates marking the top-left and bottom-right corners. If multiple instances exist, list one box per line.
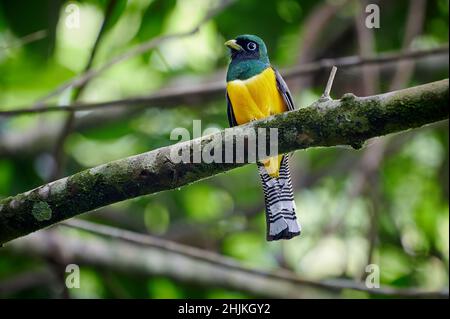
left=32, top=201, right=52, bottom=221
left=0, top=79, right=447, bottom=245
left=49, top=178, right=68, bottom=202
left=283, top=127, right=298, bottom=142
left=340, top=93, right=357, bottom=101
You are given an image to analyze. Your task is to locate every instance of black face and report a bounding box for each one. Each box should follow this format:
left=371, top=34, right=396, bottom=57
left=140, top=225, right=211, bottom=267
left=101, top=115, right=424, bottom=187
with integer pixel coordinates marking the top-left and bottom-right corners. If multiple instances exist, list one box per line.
left=231, top=37, right=260, bottom=60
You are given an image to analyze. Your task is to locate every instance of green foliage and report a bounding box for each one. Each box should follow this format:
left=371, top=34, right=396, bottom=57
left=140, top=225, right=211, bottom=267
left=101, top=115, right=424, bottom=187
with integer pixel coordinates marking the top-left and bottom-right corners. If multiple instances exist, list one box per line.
left=0, top=0, right=63, bottom=58
left=98, top=0, right=127, bottom=32
left=0, top=0, right=448, bottom=299
left=137, top=0, right=177, bottom=41
left=144, top=202, right=170, bottom=234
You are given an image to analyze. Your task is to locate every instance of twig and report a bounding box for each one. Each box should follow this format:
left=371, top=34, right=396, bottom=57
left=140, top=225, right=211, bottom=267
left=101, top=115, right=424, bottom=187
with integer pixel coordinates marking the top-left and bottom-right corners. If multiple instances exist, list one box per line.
left=61, top=219, right=240, bottom=266
left=363, top=0, right=428, bottom=274
left=292, top=0, right=349, bottom=90
left=296, top=0, right=349, bottom=65
left=321, top=66, right=337, bottom=100
left=347, top=0, right=427, bottom=281
left=0, top=30, right=48, bottom=51
left=0, top=45, right=447, bottom=117
left=283, top=45, right=448, bottom=79
left=43, top=229, right=71, bottom=298
left=0, top=79, right=448, bottom=244
left=354, top=0, right=379, bottom=95
left=390, top=0, right=427, bottom=91
left=49, top=0, right=119, bottom=181
left=31, top=0, right=236, bottom=107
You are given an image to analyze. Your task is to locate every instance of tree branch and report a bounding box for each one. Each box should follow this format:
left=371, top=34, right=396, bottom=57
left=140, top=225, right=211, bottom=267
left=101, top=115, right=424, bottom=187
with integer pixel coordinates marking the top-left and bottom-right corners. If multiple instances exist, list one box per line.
left=6, top=222, right=448, bottom=298
left=0, top=47, right=446, bottom=159
left=0, top=29, right=48, bottom=51
left=0, top=79, right=448, bottom=244
left=31, top=0, right=237, bottom=107
left=0, top=46, right=447, bottom=116
left=0, top=268, right=57, bottom=297
left=50, top=0, right=119, bottom=181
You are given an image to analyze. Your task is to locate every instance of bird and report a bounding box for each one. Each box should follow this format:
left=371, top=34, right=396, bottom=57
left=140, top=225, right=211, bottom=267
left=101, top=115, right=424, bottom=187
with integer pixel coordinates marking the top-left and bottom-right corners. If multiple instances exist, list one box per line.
left=224, top=34, right=301, bottom=241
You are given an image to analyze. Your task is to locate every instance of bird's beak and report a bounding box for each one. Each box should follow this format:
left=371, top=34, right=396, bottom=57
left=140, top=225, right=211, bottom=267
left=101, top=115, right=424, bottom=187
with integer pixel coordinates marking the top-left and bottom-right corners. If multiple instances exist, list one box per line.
left=224, top=39, right=243, bottom=51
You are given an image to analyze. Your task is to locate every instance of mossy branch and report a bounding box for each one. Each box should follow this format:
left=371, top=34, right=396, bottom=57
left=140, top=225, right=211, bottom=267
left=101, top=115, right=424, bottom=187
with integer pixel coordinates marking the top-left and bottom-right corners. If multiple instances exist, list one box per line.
left=0, top=79, right=448, bottom=245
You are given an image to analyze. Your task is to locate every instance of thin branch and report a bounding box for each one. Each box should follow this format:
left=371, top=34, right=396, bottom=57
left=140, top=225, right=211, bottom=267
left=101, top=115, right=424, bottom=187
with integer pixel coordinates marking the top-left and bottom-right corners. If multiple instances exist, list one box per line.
left=363, top=0, right=428, bottom=277
left=363, top=176, right=382, bottom=279
left=352, top=0, right=382, bottom=279
left=291, top=0, right=350, bottom=90
left=284, top=45, right=448, bottom=79
left=0, top=55, right=446, bottom=160
left=0, top=45, right=447, bottom=117
left=328, top=0, right=428, bottom=242
left=390, top=0, right=427, bottom=91
left=7, top=223, right=448, bottom=298
left=0, top=79, right=448, bottom=244
left=60, top=218, right=246, bottom=267
left=295, top=0, right=349, bottom=64
left=31, top=0, right=236, bottom=107
left=49, top=0, right=119, bottom=181
left=354, top=0, right=380, bottom=95
left=320, top=66, right=337, bottom=99
left=0, top=30, right=48, bottom=51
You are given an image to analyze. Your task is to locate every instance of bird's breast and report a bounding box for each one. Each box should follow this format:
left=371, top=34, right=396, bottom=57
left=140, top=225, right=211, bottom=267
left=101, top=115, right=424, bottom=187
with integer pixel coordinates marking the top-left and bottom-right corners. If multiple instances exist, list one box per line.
left=226, top=68, right=286, bottom=125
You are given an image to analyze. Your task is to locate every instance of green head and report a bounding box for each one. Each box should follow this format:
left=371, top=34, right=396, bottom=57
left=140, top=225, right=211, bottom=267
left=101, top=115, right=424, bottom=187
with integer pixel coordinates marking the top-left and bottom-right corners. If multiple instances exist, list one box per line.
left=225, top=34, right=270, bottom=81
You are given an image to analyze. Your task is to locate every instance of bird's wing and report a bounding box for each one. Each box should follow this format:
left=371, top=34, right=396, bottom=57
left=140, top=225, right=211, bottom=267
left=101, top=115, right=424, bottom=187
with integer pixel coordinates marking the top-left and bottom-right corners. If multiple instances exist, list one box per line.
left=272, top=67, right=295, bottom=111
left=272, top=67, right=296, bottom=160
left=226, top=92, right=238, bottom=127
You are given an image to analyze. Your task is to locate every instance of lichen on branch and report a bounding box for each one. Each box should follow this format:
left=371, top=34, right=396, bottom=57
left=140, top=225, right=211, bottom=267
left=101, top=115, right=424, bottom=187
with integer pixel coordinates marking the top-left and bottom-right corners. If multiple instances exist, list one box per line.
left=0, top=79, right=448, bottom=245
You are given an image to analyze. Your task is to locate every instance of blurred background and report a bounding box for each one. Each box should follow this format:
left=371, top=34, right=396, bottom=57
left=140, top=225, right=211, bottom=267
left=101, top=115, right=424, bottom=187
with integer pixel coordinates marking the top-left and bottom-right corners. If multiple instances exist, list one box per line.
left=0, top=0, right=448, bottom=298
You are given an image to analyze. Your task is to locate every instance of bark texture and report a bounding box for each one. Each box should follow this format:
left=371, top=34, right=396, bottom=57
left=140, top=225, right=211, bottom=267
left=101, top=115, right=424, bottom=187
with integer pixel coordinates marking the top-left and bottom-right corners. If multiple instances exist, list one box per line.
left=0, top=79, right=448, bottom=244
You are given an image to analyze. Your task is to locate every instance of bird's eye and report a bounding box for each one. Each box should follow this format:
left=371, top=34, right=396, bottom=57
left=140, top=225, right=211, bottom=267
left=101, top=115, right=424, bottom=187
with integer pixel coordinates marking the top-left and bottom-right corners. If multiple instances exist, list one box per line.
left=247, top=42, right=257, bottom=51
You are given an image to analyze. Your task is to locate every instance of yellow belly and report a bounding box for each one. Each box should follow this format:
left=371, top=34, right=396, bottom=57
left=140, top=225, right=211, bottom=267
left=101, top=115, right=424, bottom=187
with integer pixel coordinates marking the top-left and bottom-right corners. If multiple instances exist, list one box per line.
left=226, top=68, right=287, bottom=124
left=226, top=68, right=288, bottom=177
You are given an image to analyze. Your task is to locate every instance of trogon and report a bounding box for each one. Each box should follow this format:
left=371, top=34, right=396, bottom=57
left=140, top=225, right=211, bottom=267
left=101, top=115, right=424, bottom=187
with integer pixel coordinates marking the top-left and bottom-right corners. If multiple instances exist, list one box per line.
left=225, top=34, right=301, bottom=241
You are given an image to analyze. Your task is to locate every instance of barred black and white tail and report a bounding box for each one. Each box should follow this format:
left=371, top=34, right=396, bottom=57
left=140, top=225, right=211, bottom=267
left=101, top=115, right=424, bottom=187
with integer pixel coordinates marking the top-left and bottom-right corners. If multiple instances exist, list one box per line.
left=258, top=155, right=301, bottom=241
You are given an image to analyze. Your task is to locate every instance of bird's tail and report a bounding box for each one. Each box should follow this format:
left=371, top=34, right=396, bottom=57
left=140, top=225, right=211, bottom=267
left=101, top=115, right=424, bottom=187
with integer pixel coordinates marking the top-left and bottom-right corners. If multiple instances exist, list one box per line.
left=258, top=155, right=301, bottom=241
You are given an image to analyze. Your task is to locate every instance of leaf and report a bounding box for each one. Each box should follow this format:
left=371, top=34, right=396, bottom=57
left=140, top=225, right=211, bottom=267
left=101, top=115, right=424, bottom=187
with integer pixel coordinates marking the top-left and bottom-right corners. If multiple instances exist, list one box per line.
left=136, top=0, right=176, bottom=41
left=0, top=0, right=63, bottom=59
